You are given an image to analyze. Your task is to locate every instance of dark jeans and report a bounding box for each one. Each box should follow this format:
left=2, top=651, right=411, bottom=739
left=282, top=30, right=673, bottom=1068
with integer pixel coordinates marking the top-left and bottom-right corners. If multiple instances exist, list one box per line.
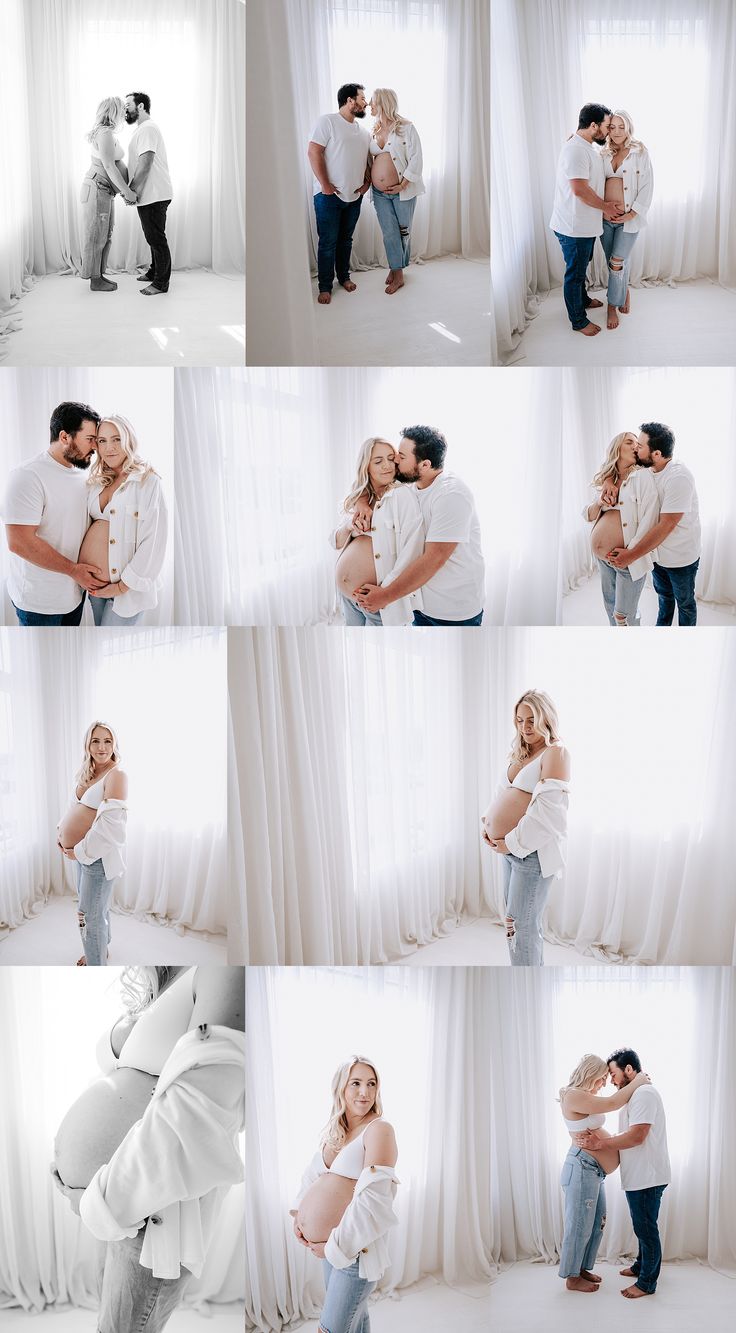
left=137, top=200, right=172, bottom=291
left=12, top=597, right=85, bottom=626
left=553, top=232, right=597, bottom=330
left=313, top=191, right=363, bottom=292
left=625, top=1184, right=667, bottom=1293
left=413, top=609, right=484, bottom=626
left=652, top=557, right=699, bottom=626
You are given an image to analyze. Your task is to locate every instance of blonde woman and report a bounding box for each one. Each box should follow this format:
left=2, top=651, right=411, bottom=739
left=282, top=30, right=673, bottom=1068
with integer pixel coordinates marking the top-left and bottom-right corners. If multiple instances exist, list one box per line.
left=80, top=97, right=137, bottom=292
left=583, top=433, right=659, bottom=627
left=79, top=415, right=168, bottom=625
left=330, top=437, right=424, bottom=625
left=56, top=721, right=128, bottom=966
left=369, top=89, right=425, bottom=294
left=291, top=1057, right=399, bottom=1333
left=558, top=1054, right=651, bottom=1292
left=601, top=112, right=654, bottom=328
left=481, top=690, right=570, bottom=966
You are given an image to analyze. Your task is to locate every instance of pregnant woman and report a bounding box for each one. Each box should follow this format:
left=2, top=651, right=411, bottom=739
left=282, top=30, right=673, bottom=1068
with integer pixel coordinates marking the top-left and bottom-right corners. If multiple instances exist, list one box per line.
left=482, top=690, right=570, bottom=966
left=57, top=721, right=127, bottom=966
left=51, top=964, right=245, bottom=1333
left=583, top=433, right=658, bottom=627
left=601, top=112, right=654, bottom=330
left=558, top=1055, right=651, bottom=1292
left=81, top=97, right=137, bottom=292
left=81, top=415, right=168, bottom=626
left=331, top=437, right=425, bottom=625
left=369, top=89, right=425, bottom=295
left=291, top=1057, right=399, bottom=1333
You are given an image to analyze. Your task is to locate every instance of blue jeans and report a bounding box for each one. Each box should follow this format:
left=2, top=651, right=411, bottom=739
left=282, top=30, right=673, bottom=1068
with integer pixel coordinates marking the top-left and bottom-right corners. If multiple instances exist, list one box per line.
left=90, top=596, right=143, bottom=627
left=413, top=609, right=484, bottom=626
left=98, top=1225, right=192, bottom=1333
left=652, top=558, right=699, bottom=626
left=558, top=1149, right=607, bottom=1279
left=625, top=1185, right=667, bottom=1293
left=600, top=221, right=639, bottom=308
left=553, top=232, right=597, bottom=330
left=598, top=559, right=645, bottom=626
left=502, top=850, right=554, bottom=966
left=372, top=187, right=417, bottom=269
left=320, top=1258, right=376, bottom=1333
left=12, top=597, right=85, bottom=626
left=314, top=192, right=364, bottom=292
left=77, top=859, right=113, bottom=966
left=340, top=593, right=382, bottom=627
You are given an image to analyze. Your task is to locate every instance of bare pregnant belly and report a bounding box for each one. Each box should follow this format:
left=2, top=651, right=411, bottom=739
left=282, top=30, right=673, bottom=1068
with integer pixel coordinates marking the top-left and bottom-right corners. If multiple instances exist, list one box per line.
left=54, top=1067, right=157, bottom=1188
left=591, top=509, right=624, bottom=562
left=297, top=1173, right=356, bottom=1244
left=483, top=789, right=531, bottom=840
left=336, top=535, right=377, bottom=596
left=371, top=152, right=400, bottom=191
left=79, top=519, right=110, bottom=581
left=58, top=802, right=96, bottom=849
left=575, top=1128, right=620, bottom=1176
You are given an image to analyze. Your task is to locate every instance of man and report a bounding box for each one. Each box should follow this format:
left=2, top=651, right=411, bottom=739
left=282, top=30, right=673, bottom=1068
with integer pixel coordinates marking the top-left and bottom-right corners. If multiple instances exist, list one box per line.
left=3, top=402, right=104, bottom=625
left=354, top=426, right=486, bottom=626
left=549, top=103, right=624, bottom=337
left=609, top=423, right=701, bottom=625
left=576, top=1048, right=670, bottom=1300
left=125, top=92, right=173, bottom=296
left=308, top=83, right=371, bottom=305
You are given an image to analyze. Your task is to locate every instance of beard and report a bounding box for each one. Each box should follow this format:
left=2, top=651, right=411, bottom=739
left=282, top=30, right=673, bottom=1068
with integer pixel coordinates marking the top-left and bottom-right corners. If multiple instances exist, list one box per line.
left=124, top=108, right=139, bottom=124
left=637, top=454, right=653, bottom=468
left=353, top=108, right=366, bottom=118
left=593, top=133, right=607, bottom=145
left=63, top=447, right=93, bottom=470
left=396, top=464, right=420, bottom=483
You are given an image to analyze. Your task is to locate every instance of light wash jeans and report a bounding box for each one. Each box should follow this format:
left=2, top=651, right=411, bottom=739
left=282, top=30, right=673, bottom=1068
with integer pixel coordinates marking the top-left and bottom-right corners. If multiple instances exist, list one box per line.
left=600, top=221, right=639, bottom=308
left=98, top=1225, right=192, bottom=1333
left=77, top=859, right=113, bottom=965
left=340, top=593, right=383, bottom=627
left=320, top=1258, right=376, bottom=1333
left=502, top=850, right=554, bottom=966
left=558, top=1148, right=607, bottom=1279
left=597, top=558, right=646, bottom=626
left=372, top=187, right=417, bottom=270
left=90, top=595, right=143, bottom=627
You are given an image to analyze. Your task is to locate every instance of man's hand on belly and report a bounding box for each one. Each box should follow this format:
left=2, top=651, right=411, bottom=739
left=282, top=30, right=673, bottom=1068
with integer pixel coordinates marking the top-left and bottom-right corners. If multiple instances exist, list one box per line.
left=354, top=582, right=387, bottom=613
left=607, top=547, right=633, bottom=568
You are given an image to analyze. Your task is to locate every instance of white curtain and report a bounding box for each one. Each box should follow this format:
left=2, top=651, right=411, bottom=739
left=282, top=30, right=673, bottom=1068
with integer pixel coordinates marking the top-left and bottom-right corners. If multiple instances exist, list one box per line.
left=492, top=0, right=736, bottom=360
left=0, top=628, right=227, bottom=943
left=561, top=367, right=736, bottom=611
left=0, top=966, right=243, bottom=1312
left=245, top=966, right=492, bottom=1331
left=0, top=367, right=175, bottom=627
left=0, top=0, right=34, bottom=359
left=490, top=967, right=736, bottom=1273
left=174, top=367, right=564, bottom=627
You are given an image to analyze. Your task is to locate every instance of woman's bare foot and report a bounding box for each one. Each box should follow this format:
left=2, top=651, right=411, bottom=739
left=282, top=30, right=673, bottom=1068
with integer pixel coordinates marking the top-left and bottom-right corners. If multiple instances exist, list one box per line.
left=386, top=270, right=404, bottom=294
left=566, top=1276, right=598, bottom=1292
left=317, top=291, right=331, bottom=305
left=607, top=304, right=620, bottom=329
left=340, top=280, right=357, bottom=292
left=619, top=288, right=631, bottom=314
left=619, top=1267, right=636, bottom=1277
left=622, top=1284, right=649, bottom=1299
left=76, top=955, right=87, bottom=966
left=580, top=1270, right=602, bottom=1284
left=576, top=322, right=600, bottom=336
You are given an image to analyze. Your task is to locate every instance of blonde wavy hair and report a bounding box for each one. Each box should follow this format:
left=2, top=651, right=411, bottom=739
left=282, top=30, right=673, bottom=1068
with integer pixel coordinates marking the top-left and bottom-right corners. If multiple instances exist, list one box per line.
left=509, top=690, right=561, bottom=765
left=591, top=431, right=639, bottom=488
left=86, top=96, right=126, bottom=144
left=87, top=415, right=156, bottom=489
left=371, top=87, right=410, bottom=140
left=557, top=1053, right=609, bottom=1103
left=343, top=437, right=397, bottom=513
left=603, top=109, right=646, bottom=156
left=119, top=966, right=178, bottom=1016
left=320, top=1056, right=383, bottom=1154
left=75, top=720, right=121, bottom=786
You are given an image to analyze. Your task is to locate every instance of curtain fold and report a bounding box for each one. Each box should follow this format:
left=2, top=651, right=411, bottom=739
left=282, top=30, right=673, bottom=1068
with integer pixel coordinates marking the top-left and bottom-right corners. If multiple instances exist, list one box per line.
left=0, top=0, right=34, bottom=360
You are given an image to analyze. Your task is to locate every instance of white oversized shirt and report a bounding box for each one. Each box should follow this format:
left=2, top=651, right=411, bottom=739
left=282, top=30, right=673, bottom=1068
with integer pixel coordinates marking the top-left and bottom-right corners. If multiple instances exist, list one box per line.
left=414, top=472, right=485, bottom=621
left=310, top=112, right=370, bottom=202
left=652, top=459, right=701, bottom=568
left=330, top=484, right=425, bottom=624
left=87, top=471, right=168, bottom=616
left=482, top=777, right=570, bottom=878
left=549, top=135, right=605, bottom=238
left=583, top=466, right=660, bottom=581
left=603, top=145, right=654, bottom=233
left=618, top=1085, right=671, bottom=1191
left=370, top=121, right=425, bottom=200
left=294, top=1149, right=399, bottom=1281
left=3, top=452, right=89, bottom=613
left=73, top=797, right=127, bottom=881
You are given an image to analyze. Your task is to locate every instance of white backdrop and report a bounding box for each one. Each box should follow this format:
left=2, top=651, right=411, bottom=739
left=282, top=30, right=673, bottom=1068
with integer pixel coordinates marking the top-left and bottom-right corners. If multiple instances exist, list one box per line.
left=0, top=367, right=175, bottom=625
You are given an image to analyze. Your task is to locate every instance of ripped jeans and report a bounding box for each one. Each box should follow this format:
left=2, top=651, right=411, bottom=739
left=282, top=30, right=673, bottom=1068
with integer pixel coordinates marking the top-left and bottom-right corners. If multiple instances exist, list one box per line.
left=77, top=859, right=113, bottom=965
left=600, top=221, right=639, bottom=309
left=98, top=1225, right=192, bottom=1333
left=559, top=1148, right=607, bottom=1278
left=80, top=165, right=117, bottom=280
left=502, top=850, right=554, bottom=966
left=320, top=1258, right=376, bottom=1333
left=372, top=188, right=417, bottom=270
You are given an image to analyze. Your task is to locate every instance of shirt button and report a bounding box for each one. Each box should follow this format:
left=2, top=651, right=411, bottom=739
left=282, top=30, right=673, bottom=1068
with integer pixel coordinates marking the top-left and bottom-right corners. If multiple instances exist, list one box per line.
left=362, top=1248, right=368, bottom=1253
left=111, top=568, right=117, bottom=574
left=109, top=508, right=115, bottom=515
left=375, top=553, right=381, bottom=560
left=109, top=537, right=116, bottom=544
left=134, top=511, right=139, bottom=517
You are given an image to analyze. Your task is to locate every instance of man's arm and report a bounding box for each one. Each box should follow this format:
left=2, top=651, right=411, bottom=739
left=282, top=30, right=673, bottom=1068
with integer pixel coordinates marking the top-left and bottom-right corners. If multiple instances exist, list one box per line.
left=579, top=1123, right=651, bottom=1151
left=5, top=524, right=106, bottom=591
left=354, top=542, right=457, bottom=612
left=609, top=512, right=682, bottom=567
left=129, top=149, right=154, bottom=197
left=307, top=142, right=336, bottom=195
left=570, top=178, right=622, bottom=222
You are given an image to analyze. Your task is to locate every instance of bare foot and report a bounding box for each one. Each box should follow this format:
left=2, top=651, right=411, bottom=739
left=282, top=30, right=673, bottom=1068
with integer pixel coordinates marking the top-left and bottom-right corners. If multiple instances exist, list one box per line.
left=585, top=297, right=604, bottom=309
left=76, top=955, right=87, bottom=966
left=580, top=1270, right=602, bottom=1284
left=619, top=289, right=631, bottom=314
left=317, top=291, right=331, bottom=305
left=576, top=322, right=601, bottom=337
left=619, top=1267, right=637, bottom=1277
left=386, top=273, right=405, bottom=294
left=340, top=280, right=357, bottom=292
left=621, top=1284, right=650, bottom=1299
left=607, top=304, right=620, bottom=329
left=566, top=1277, right=598, bottom=1292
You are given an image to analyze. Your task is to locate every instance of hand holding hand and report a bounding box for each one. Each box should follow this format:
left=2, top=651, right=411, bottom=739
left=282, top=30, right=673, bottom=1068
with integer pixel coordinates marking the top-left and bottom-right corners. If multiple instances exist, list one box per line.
left=603, top=201, right=624, bottom=223
left=600, top=482, right=619, bottom=507
left=123, top=188, right=137, bottom=204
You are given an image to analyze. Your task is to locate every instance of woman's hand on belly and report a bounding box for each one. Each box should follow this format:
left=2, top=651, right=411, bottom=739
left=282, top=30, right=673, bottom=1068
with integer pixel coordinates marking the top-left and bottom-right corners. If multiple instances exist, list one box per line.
left=50, top=1164, right=84, bottom=1213
left=308, top=1241, right=326, bottom=1258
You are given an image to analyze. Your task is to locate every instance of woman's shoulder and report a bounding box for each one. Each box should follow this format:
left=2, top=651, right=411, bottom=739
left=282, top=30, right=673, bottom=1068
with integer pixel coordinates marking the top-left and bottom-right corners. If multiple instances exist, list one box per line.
left=104, top=767, right=129, bottom=797
left=542, top=742, right=571, bottom=778
left=386, top=482, right=419, bottom=511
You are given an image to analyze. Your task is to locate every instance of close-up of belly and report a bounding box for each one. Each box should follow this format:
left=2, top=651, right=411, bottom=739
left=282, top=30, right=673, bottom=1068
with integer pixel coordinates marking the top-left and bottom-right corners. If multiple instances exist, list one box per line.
left=54, top=1067, right=157, bottom=1188
left=57, top=802, right=96, bottom=849
left=78, top=519, right=111, bottom=582
left=336, top=535, right=378, bottom=595
left=297, top=1172, right=356, bottom=1244
left=483, top=788, right=532, bottom=840
left=591, top=509, right=625, bottom=563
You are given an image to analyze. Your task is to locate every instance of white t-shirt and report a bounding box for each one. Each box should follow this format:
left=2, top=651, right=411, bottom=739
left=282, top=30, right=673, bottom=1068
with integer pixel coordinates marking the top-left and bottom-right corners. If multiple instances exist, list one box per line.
left=310, top=113, right=370, bottom=203
left=128, top=120, right=173, bottom=205
left=2, top=452, right=89, bottom=613
left=618, top=1085, right=671, bottom=1191
left=414, top=472, right=485, bottom=620
left=653, top=459, right=701, bottom=568
left=549, top=135, right=605, bottom=238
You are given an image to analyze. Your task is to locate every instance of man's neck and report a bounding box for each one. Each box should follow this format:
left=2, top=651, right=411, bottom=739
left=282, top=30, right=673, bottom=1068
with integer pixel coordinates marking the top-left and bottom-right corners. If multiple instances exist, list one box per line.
left=576, top=128, right=596, bottom=144
left=48, top=442, right=72, bottom=469
left=339, top=107, right=355, bottom=123
left=137, top=111, right=151, bottom=125
left=416, top=466, right=443, bottom=491
left=653, top=457, right=670, bottom=473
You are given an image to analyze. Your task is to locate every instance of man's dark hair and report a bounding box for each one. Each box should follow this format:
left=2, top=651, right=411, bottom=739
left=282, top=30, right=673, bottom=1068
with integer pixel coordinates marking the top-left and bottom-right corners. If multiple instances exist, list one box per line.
left=49, top=402, right=101, bottom=443
left=608, top=1048, right=642, bottom=1074
left=640, top=421, right=675, bottom=458
left=337, top=83, right=364, bottom=108
left=127, top=91, right=151, bottom=114
left=578, top=102, right=612, bottom=130
left=401, top=425, right=448, bottom=471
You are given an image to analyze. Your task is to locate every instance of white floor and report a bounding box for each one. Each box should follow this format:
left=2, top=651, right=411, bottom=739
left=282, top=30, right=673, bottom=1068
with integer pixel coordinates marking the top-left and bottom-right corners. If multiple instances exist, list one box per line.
left=509, top=279, right=736, bottom=366
left=1, top=1302, right=244, bottom=1329
left=398, top=916, right=596, bottom=966
left=563, top=573, right=736, bottom=626
left=312, top=256, right=491, bottom=366
left=492, top=1260, right=736, bottom=1333
left=297, top=1279, right=491, bottom=1333
left=4, top=271, right=245, bottom=366
left=0, top=892, right=226, bottom=964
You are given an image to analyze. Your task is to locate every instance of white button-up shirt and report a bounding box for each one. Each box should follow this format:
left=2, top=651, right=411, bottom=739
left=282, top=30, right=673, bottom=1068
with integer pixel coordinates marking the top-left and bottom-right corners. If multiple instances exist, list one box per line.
left=330, top=484, right=426, bottom=625
left=370, top=121, right=425, bottom=200
left=88, top=471, right=168, bottom=618
left=582, top=466, right=660, bottom=581
left=483, top=777, right=570, bottom=879
left=73, top=797, right=127, bottom=881
left=294, top=1152, right=399, bottom=1281
left=603, top=145, right=654, bottom=233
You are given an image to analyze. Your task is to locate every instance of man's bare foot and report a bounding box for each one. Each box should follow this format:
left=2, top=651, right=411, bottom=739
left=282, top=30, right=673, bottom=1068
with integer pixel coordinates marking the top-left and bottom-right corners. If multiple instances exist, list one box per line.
left=340, top=280, right=357, bottom=292
left=619, top=1267, right=637, bottom=1277
left=607, top=304, right=620, bottom=329
left=386, top=273, right=404, bottom=294
left=566, top=1277, right=598, bottom=1292
left=576, top=322, right=600, bottom=336
left=585, top=297, right=604, bottom=309
left=317, top=291, right=331, bottom=304
left=580, top=1270, right=602, bottom=1284
left=619, top=289, right=631, bottom=314
left=621, top=1284, right=650, bottom=1299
